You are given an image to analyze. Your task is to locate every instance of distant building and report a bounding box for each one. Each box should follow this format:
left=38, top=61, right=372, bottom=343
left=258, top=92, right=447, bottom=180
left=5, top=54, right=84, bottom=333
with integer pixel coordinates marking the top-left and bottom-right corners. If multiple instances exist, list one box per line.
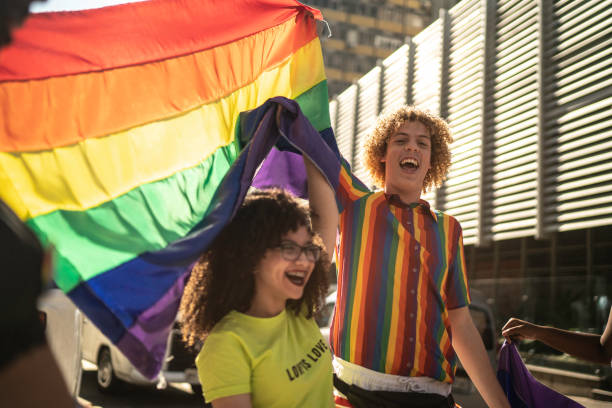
left=307, top=0, right=458, bottom=97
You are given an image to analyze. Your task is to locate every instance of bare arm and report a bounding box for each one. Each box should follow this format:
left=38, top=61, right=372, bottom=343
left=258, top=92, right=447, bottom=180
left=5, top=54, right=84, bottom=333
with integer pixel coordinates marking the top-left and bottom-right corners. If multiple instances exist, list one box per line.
left=273, top=105, right=337, bottom=254
left=212, top=393, right=252, bottom=408
left=449, top=307, right=510, bottom=408
left=303, top=155, right=338, bottom=257
left=502, top=307, right=612, bottom=365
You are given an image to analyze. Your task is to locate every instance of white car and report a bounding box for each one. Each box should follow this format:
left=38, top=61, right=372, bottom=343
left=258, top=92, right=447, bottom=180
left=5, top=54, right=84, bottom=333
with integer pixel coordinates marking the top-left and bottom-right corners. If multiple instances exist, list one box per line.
left=316, top=290, right=337, bottom=343
left=37, top=288, right=83, bottom=398
left=81, top=316, right=202, bottom=394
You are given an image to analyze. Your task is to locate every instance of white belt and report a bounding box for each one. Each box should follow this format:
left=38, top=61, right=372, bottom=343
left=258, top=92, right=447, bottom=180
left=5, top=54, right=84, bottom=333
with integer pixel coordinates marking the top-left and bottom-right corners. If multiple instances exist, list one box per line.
left=333, top=357, right=452, bottom=397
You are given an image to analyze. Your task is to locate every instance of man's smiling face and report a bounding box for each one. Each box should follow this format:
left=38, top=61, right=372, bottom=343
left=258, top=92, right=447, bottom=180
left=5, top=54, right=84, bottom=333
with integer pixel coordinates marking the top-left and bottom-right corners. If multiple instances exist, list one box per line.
left=381, top=120, right=431, bottom=203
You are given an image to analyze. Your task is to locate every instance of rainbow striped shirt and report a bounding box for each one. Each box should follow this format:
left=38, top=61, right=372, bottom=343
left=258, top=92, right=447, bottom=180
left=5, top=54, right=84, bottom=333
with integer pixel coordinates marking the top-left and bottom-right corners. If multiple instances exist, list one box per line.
left=330, top=161, right=471, bottom=383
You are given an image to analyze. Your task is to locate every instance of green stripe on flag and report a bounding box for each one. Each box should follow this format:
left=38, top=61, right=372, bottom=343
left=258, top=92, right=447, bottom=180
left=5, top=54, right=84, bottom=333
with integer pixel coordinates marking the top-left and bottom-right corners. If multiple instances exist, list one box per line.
left=30, top=80, right=331, bottom=292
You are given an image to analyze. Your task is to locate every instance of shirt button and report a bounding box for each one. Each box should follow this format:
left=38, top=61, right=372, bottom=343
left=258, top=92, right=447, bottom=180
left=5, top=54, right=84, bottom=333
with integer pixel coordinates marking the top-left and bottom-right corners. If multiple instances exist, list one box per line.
left=414, top=246, right=418, bottom=251
left=409, top=337, right=414, bottom=342
left=413, top=268, right=418, bottom=273
left=410, top=313, right=415, bottom=318
left=410, top=289, right=415, bottom=294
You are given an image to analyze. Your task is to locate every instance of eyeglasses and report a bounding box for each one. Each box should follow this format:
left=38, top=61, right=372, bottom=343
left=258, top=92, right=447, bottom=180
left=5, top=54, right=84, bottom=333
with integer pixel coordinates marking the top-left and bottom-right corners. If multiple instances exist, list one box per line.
left=275, top=241, right=322, bottom=262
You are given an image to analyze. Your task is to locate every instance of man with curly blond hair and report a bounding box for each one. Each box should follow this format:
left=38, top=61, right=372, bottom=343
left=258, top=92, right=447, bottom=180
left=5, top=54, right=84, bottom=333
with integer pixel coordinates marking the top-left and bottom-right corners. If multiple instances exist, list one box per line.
left=362, top=107, right=452, bottom=195
left=307, top=106, right=510, bottom=408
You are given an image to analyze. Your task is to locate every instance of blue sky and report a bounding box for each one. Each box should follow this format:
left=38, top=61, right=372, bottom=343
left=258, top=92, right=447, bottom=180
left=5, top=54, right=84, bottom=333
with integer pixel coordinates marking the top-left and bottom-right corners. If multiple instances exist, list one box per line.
left=30, top=0, right=147, bottom=12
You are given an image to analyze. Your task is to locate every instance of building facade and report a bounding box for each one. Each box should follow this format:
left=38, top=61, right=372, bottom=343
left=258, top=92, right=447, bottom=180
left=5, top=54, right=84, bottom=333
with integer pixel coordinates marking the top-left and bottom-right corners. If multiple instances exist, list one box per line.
left=306, top=0, right=459, bottom=97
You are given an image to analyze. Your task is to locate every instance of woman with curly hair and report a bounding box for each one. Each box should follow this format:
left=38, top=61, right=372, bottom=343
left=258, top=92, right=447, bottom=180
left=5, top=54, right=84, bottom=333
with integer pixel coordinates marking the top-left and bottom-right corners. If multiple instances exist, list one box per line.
left=180, top=187, right=334, bottom=408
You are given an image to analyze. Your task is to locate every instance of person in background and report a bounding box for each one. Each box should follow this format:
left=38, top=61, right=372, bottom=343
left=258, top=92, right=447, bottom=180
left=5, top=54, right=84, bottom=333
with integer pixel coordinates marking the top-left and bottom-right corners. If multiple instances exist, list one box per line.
left=306, top=106, right=511, bottom=408
left=179, top=188, right=334, bottom=408
left=502, top=307, right=612, bottom=366
left=0, top=2, right=86, bottom=406
left=0, top=199, right=75, bottom=407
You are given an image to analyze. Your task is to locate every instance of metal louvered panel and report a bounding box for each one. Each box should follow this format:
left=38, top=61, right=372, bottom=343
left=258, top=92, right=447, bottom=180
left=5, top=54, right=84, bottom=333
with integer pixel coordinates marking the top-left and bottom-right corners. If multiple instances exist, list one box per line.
left=327, top=0, right=612, bottom=246
left=483, top=0, right=539, bottom=242
left=353, top=67, right=381, bottom=187
left=334, top=85, right=358, bottom=166
left=443, top=0, right=485, bottom=246
left=412, top=18, right=444, bottom=115
left=421, top=188, right=437, bottom=208
left=381, top=44, right=410, bottom=115
left=542, top=0, right=612, bottom=233
left=329, top=99, right=338, bottom=137
left=411, top=15, right=445, bottom=209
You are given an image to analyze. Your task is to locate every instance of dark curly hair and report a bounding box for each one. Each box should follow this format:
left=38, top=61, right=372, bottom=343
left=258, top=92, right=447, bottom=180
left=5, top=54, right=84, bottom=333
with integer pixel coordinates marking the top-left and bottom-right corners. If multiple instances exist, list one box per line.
left=180, top=188, right=330, bottom=348
left=363, top=106, right=453, bottom=192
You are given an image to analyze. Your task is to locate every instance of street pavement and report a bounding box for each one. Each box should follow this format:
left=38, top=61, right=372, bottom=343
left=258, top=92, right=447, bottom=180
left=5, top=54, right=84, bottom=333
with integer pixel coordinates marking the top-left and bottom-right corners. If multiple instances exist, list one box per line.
left=79, top=366, right=612, bottom=408
left=567, top=396, right=612, bottom=408
left=454, top=389, right=612, bottom=408
left=79, top=369, right=205, bottom=408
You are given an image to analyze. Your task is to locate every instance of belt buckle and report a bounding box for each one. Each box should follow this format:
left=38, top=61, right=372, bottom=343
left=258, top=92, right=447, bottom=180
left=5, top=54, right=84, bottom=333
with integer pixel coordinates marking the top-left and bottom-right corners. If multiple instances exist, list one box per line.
left=410, top=382, right=425, bottom=393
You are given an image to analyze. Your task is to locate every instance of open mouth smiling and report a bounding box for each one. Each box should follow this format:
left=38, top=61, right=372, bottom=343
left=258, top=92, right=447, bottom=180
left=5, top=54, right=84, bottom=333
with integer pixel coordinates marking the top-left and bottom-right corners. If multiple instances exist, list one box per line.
left=285, top=270, right=307, bottom=286
left=399, top=157, right=419, bottom=170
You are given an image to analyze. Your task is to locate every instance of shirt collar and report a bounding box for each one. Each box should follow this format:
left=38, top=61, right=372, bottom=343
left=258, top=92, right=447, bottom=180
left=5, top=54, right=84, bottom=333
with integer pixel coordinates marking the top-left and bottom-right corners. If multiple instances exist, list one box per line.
left=384, top=193, right=438, bottom=222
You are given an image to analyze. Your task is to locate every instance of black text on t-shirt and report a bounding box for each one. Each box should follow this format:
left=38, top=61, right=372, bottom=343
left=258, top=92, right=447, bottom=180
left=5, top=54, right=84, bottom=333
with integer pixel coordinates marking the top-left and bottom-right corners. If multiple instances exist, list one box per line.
left=285, top=339, right=329, bottom=381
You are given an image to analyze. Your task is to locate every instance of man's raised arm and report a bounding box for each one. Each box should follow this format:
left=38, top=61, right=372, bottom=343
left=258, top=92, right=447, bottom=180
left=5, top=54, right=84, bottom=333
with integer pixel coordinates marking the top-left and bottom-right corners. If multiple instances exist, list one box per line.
left=303, top=156, right=338, bottom=257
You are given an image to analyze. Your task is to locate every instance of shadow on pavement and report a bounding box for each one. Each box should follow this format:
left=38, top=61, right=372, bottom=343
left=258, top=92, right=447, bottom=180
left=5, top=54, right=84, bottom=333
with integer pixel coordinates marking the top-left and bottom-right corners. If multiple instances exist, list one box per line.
left=79, top=370, right=208, bottom=408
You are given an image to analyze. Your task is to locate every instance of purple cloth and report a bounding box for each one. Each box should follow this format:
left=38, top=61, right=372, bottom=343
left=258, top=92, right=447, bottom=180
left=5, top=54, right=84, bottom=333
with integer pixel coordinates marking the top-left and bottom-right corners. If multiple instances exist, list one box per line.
left=251, top=101, right=340, bottom=197
left=253, top=148, right=308, bottom=198
left=497, top=341, right=584, bottom=408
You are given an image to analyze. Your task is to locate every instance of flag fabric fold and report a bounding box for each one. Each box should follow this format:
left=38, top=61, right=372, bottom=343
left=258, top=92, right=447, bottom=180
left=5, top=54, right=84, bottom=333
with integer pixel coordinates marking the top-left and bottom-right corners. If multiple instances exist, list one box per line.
left=0, top=0, right=334, bottom=378
left=497, top=341, right=585, bottom=408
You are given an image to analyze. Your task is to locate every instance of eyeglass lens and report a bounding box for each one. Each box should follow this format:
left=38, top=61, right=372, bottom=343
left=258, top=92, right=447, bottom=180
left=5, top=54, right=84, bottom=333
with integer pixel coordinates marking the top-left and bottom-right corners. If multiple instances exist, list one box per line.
left=279, top=242, right=321, bottom=262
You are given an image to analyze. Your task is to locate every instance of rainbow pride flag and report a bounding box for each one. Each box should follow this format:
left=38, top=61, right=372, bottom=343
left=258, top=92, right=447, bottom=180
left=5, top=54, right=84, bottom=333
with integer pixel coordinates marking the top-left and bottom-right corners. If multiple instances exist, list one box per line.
left=0, top=0, right=333, bottom=378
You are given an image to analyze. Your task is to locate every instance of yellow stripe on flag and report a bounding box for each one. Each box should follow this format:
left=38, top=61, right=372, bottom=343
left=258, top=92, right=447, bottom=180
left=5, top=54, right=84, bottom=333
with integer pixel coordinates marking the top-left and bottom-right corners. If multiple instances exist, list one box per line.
left=1, top=39, right=325, bottom=220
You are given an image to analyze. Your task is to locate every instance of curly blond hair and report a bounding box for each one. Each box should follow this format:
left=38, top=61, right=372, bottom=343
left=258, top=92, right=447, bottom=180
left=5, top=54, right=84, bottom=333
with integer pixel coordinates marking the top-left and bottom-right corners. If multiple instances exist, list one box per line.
left=363, top=106, right=453, bottom=192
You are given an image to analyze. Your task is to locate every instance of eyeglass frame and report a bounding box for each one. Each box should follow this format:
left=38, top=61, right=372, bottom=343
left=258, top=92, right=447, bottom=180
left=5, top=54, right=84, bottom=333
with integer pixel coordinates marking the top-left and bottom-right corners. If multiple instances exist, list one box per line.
left=274, top=240, right=322, bottom=262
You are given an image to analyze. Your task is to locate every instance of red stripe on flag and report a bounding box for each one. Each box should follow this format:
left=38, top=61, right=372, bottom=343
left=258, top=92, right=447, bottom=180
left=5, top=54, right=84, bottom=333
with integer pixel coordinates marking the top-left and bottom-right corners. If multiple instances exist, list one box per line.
left=0, top=0, right=322, bottom=80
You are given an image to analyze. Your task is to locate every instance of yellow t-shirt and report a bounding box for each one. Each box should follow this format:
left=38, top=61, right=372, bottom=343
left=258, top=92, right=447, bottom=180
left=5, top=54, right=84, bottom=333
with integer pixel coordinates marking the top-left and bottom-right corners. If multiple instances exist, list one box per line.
left=196, top=308, right=334, bottom=407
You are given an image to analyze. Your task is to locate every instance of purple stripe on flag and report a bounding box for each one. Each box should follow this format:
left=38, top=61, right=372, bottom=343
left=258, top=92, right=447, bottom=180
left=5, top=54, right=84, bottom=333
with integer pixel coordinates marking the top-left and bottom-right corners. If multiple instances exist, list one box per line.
left=116, top=268, right=191, bottom=379
left=116, top=330, right=165, bottom=379
left=497, top=341, right=585, bottom=408
left=252, top=100, right=340, bottom=196
left=253, top=148, right=308, bottom=198
left=127, top=268, right=190, bottom=350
